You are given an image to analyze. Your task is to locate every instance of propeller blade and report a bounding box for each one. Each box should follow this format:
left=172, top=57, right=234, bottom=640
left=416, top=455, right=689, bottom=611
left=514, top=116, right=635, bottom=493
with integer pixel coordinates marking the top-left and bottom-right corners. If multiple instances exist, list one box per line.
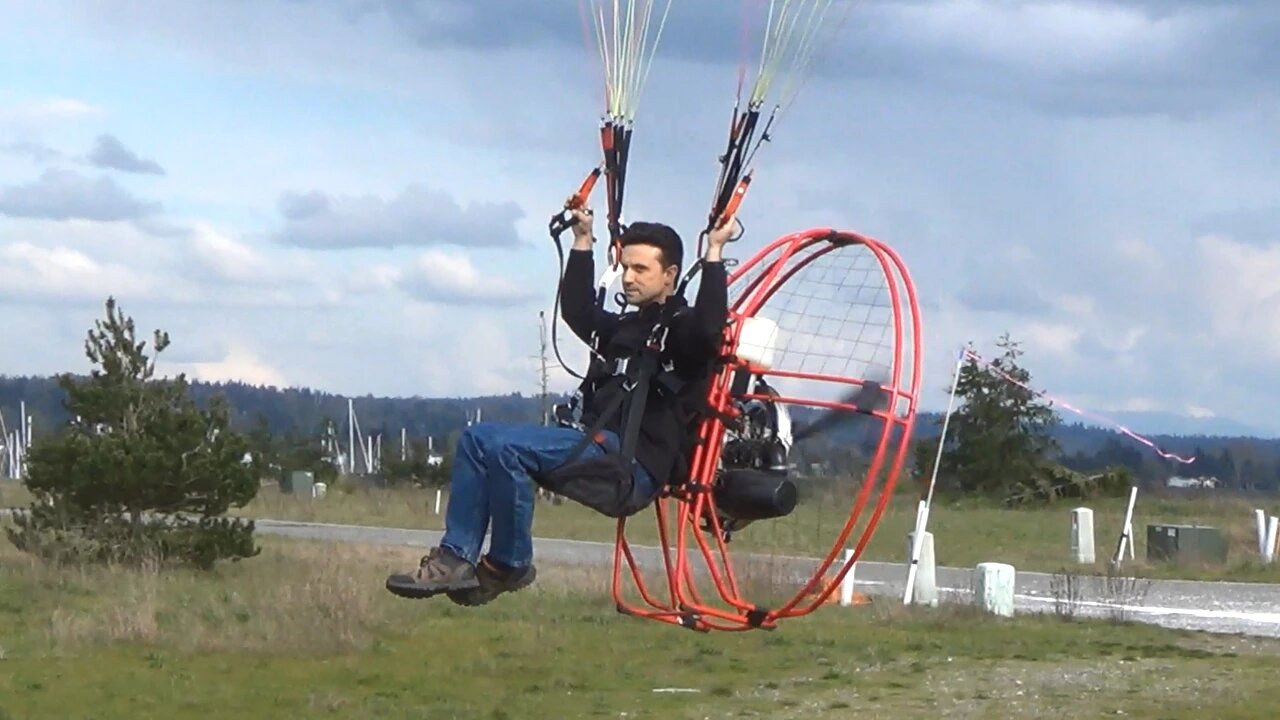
left=792, top=377, right=890, bottom=442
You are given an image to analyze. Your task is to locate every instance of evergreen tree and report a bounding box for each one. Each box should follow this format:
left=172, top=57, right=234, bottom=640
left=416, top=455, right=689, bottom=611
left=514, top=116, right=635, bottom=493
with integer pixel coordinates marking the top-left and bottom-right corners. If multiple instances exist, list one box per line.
left=937, top=334, right=1060, bottom=497
left=7, top=298, right=260, bottom=570
left=245, top=412, right=279, bottom=480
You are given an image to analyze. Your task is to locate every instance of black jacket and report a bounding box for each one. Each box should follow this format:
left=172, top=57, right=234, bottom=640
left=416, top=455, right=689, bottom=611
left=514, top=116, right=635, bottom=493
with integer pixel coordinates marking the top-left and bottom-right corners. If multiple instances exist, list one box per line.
left=560, top=248, right=728, bottom=487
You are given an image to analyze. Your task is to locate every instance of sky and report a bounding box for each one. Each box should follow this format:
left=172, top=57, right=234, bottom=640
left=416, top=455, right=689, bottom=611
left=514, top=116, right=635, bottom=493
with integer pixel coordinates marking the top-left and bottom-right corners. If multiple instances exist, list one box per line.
left=0, top=0, right=1278, bottom=437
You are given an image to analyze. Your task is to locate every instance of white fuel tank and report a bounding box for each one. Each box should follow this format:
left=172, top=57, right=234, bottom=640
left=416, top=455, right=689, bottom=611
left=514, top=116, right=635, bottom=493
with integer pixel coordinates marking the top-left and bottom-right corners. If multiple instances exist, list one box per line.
left=734, top=316, right=780, bottom=370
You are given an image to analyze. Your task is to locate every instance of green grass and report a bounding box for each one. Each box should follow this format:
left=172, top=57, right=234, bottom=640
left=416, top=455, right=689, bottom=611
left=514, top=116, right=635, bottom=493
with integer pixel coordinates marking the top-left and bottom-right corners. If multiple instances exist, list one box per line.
left=224, top=478, right=1280, bottom=583
left=8, top=475, right=1280, bottom=582
left=2, top=532, right=1279, bottom=719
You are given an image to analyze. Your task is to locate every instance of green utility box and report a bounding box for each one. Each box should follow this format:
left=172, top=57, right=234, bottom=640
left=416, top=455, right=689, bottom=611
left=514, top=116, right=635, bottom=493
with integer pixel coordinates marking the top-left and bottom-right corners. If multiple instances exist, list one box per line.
left=283, top=470, right=314, bottom=496
left=1146, top=523, right=1228, bottom=565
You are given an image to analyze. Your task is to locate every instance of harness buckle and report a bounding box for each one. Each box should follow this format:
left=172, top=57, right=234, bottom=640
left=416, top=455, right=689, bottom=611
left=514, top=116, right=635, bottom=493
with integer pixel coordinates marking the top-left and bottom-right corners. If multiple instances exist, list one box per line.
left=622, top=366, right=641, bottom=392
left=647, top=323, right=670, bottom=353
left=611, top=357, right=629, bottom=377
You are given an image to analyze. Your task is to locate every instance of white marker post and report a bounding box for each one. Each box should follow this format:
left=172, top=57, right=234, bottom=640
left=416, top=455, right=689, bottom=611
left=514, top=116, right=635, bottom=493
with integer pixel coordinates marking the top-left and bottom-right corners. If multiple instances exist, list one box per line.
left=1112, top=486, right=1139, bottom=568
left=1127, top=517, right=1136, bottom=560
left=838, top=548, right=858, bottom=606
left=1071, top=507, right=1095, bottom=564
left=1256, top=509, right=1269, bottom=562
left=347, top=398, right=355, bottom=475
left=906, top=525, right=938, bottom=607
left=975, top=562, right=1016, bottom=617
left=904, top=347, right=965, bottom=605
left=1266, top=516, right=1279, bottom=565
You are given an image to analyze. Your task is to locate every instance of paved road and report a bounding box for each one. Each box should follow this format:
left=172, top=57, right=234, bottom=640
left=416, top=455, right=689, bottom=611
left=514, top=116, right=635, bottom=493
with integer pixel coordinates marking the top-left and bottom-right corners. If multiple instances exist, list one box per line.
left=251, top=517, right=1280, bottom=638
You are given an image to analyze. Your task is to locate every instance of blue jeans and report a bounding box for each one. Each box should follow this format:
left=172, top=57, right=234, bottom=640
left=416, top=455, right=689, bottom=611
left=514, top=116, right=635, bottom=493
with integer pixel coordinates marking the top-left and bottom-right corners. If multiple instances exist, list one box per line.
left=439, top=421, right=657, bottom=569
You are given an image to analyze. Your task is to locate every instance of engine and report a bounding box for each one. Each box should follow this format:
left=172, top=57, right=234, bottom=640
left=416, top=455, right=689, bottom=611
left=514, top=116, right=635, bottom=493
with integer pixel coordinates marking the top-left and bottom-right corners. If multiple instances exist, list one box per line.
left=709, top=373, right=798, bottom=538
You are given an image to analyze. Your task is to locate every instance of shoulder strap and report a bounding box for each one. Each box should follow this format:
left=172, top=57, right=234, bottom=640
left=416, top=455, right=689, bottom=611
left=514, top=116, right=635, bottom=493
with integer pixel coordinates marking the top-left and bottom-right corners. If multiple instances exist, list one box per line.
left=559, top=348, right=655, bottom=468
left=617, top=350, right=656, bottom=465
left=554, top=300, right=688, bottom=472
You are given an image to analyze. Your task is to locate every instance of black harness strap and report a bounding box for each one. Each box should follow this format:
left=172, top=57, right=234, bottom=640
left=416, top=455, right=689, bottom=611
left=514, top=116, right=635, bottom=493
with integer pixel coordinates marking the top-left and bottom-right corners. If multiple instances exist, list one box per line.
left=618, top=349, right=655, bottom=465
left=559, top=343, right=658, bottom=471
left=553, top=293, right=686, bottom=473
left=562, top=378, right=626, bottom=460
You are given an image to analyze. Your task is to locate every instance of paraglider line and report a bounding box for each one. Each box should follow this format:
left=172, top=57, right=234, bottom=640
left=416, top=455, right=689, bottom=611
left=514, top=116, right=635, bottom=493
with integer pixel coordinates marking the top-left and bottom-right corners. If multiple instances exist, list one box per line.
left=962, top=349, right=1197, bottom=465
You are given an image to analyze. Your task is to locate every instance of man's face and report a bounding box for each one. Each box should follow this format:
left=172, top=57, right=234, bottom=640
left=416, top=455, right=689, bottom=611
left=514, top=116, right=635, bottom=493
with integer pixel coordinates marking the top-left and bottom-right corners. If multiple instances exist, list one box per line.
left=620, top=243, right=677, bottom=306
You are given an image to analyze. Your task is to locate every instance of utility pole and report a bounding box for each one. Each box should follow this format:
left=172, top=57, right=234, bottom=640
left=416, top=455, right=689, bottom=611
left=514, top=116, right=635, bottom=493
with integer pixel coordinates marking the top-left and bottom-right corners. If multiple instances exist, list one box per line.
left=538, top=311, right=550, bottom=426
left=347, top=398, right=356, bottom=475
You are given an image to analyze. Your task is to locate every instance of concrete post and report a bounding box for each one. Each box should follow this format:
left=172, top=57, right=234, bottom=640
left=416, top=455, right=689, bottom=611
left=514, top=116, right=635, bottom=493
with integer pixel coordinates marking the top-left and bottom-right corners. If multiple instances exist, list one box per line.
left=1071, top=507, right=1095, bottom=564
left=1256, top=509, right=1268, bottom=560
left=1266, top=516, right=1279, bottom=564
left=905, top=531, right=938, bottom=607
left=975, top=562, right=1016, bottom=617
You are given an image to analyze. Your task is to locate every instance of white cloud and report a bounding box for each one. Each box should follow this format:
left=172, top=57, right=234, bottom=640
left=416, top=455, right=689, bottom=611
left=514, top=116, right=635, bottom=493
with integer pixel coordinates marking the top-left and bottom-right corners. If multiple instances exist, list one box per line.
left=1049, top=292, right=1096, bottom=318
left=1194, top=234, right=1280, bottom=359
left=0, top=97, right=105, bottom=130
left=188, top=223, right=304, bottom=287
left=344, top=263, right=402, bottom=295
left=0, top=216, right=342, bottom=310
left=160, top=345, right=289, bottom=388
left=21, top=98, right=103, bottom=121
left=1110, top=236, right=1161, bottom=270
left=1186, top=405, right=1216, bottom=419
left=1021, top=321, right=1083, bottom=356
left=0, top=241, right=153, bottom=302
left=397, top=250, right=537, bottom=306
left=889, top=0, right=1199, bottom=75
left=415, top=316, right=533, bottom=397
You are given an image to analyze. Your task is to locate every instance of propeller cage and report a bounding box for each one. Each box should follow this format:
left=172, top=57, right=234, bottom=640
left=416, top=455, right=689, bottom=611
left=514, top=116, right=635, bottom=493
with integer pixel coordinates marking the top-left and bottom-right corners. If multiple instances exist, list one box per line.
left=607, top=227, right=923, bottom=632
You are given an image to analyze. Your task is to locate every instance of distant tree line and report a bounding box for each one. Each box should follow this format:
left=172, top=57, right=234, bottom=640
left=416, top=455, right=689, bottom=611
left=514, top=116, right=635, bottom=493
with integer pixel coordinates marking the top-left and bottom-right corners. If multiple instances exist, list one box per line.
left=1, top=376, right=561, bottom=447
left=6, top=323, right=1280, bottom=507
left=1060, top=438, right=1280, bottom=492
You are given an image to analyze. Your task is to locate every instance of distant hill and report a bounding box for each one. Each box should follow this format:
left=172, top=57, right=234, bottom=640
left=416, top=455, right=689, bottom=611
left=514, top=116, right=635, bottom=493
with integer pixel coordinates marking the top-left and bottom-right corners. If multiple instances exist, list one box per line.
left=3, top=374, right=1278, bottom=491
left=1065, top=409, right=1272, bottom=440
left=911, top=409, right=1280, bottom=459
left=0, top=374, right=564, bottom=445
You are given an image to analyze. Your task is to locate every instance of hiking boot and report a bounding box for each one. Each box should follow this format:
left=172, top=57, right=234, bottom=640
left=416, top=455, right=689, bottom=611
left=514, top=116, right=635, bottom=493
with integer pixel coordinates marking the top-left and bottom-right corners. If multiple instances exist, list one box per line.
left=385, top=546, right=480, bottom=599
left=446, top=556, right=537, bottom=607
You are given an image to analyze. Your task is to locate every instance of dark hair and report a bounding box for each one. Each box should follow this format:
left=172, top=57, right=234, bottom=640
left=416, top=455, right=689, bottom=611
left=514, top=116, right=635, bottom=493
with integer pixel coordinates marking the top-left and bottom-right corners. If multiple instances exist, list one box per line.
left=619, top=221, right=683, bottom=270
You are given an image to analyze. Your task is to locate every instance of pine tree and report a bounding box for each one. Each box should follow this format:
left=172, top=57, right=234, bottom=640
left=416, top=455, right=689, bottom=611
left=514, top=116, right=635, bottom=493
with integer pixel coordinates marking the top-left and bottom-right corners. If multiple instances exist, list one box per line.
left=7, top=297, right=260, bottom=570
left=938, top=334, right=1060, bottom=498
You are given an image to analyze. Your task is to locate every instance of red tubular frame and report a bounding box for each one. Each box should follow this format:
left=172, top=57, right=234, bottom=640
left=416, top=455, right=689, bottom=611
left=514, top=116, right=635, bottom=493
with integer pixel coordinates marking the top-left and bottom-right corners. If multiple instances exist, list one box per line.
left=608, top=228, right=923, bottom=631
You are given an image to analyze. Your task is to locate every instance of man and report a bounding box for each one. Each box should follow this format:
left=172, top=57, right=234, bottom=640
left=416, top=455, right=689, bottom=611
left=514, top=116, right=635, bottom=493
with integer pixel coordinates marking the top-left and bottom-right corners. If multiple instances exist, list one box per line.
left=385, top=203, right=734, bottom=606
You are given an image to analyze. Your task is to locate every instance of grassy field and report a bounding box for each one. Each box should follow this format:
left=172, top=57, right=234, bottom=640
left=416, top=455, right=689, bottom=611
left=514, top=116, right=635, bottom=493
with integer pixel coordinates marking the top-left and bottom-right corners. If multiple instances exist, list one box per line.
left=6, top=476, right=1279, bottom=583
left=226, top=477, right=1280, bottom=582
left=2, top=531, right=1280, bottom=719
